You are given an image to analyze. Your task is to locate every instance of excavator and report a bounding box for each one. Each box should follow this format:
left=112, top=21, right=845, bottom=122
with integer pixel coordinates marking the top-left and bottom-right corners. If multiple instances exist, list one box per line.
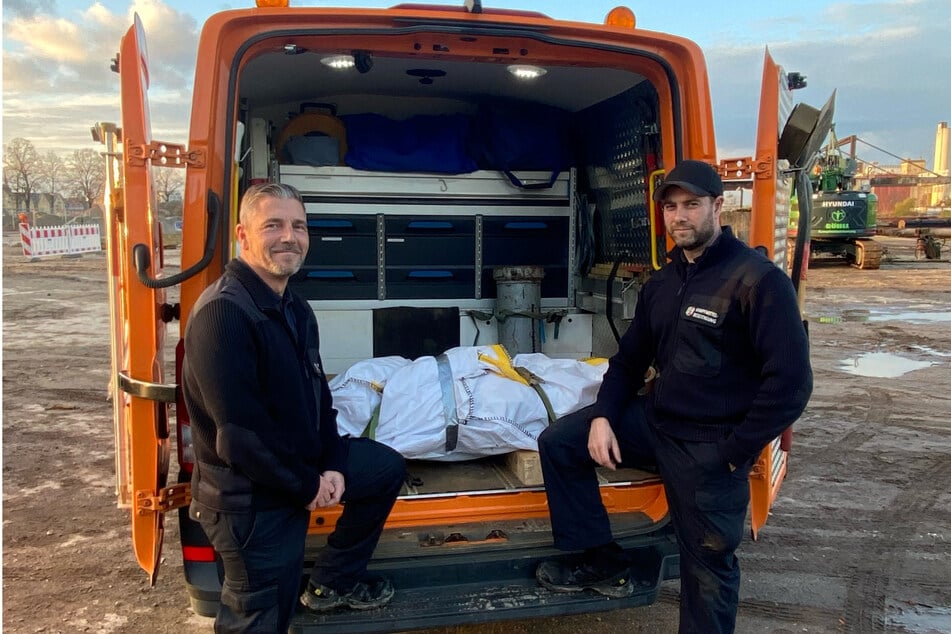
left=790, top=126, right=883, bottom=269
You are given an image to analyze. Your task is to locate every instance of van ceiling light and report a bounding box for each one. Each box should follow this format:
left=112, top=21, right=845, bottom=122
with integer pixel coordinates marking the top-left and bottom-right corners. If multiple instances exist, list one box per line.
left=507, top=65, right=547, bottom=80
left=321, top=54, right=356, bottom=70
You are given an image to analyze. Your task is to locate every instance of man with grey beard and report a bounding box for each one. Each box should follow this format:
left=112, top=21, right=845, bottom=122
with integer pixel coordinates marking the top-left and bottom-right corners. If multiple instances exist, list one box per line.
left=182, top=183, right=405, bottom=633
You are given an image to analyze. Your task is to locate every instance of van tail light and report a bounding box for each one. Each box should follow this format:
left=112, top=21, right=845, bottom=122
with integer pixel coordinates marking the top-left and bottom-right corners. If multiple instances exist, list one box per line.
left=175, top=339, right=195, bottom=473
left=182, top=545, right=216, bottom=562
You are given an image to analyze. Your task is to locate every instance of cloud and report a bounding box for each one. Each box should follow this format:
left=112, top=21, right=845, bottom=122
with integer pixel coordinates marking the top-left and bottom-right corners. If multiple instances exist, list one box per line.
left=705, top=0, right=951, bottom=167
left=4, top=0, right=57, bottom=19
left=3, top=0, right=200, bottom=152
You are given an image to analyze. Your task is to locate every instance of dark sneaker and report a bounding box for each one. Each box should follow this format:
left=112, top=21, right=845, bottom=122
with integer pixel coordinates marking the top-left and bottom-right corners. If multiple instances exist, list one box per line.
left=536, top=558, right=634, bottom=598
left=300, top=575, right=395, bottom=613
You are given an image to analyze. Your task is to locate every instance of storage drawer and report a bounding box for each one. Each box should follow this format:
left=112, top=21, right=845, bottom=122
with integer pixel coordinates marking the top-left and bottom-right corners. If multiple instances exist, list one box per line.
left=384, top=267, right=475, bottom=299
left=482, top=217, right=569, bottom=267
left=290, top=267, right=378, bottom=300
left=385, top=217, right=475, bottom=266
left=306, top=216, right=377, bottom=267
left=385, top=216, right=475, bottom=235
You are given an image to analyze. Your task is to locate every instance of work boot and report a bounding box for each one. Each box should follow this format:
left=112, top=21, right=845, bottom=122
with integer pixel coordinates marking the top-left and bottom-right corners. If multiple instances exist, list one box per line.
left=299, top=574, right=395, bottom=613
left=536, top=552, right=634, bottom=599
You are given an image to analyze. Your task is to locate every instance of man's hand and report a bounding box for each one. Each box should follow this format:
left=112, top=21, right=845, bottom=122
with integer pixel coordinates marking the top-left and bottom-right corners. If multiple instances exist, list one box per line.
left=588, top=417, right=621, bottom=470
left=306, top=470, right=346, bottom=510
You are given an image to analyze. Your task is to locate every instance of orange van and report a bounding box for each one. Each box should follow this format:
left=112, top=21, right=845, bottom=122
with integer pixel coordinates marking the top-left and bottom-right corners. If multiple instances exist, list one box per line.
left=98, top=2, right=823, bottom=630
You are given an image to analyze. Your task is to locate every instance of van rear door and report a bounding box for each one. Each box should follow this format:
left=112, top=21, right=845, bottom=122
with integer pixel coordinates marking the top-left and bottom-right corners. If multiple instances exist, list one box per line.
left=106, top=14, right=178, bottom=583
left=747, top=49, right=797, bottom=539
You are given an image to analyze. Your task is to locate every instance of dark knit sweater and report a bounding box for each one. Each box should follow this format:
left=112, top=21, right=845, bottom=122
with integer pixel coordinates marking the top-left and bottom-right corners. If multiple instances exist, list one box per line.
left=590, top=227, right=813, bottom=467
left=182, top=259, right=346, bottom=512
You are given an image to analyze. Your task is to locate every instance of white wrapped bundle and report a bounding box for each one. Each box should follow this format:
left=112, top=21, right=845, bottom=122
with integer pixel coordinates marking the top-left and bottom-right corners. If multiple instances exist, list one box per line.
left=512, top=353, right=608, bottom=418
left=329, top=346, right=609, bottom=461
left=329, top=356, right=411, bottom=437
left=375, top=346, right=549, bottom=461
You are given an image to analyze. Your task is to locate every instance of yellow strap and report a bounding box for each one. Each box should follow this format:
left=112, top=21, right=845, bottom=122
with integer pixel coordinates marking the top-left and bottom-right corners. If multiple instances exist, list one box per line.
left=477, top=344, right=529, bottom=386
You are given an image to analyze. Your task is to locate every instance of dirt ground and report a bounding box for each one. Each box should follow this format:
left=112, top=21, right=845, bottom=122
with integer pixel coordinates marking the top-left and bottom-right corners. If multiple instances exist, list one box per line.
left=3, top=234, right=950, bottom=633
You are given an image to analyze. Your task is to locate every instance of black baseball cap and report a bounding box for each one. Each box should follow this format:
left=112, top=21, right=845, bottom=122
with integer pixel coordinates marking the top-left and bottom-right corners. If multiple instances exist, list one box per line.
left=653, top=160, right=724, bottom=202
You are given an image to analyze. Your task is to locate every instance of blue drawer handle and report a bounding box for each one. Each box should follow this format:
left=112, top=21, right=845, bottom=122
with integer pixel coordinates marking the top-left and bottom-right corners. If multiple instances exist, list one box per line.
left=407, top=270, right=453, bottom=279
left=307, top=270, right=356, bottom=279
left=407, top=221, right=453, bottom=230
left=503, top=221, right=548, bottom=230
left=309, top=219, right=354, bottom=228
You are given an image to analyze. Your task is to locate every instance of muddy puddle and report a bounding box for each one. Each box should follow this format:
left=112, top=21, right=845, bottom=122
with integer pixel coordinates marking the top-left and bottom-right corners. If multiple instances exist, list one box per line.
left=811, top=308, right=951, bottom=324
left=836, top=352, right=937, bottom=378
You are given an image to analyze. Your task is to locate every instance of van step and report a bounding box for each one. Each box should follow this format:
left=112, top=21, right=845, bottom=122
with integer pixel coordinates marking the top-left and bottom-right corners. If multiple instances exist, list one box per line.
left=291, top=537, right=679, bottom=633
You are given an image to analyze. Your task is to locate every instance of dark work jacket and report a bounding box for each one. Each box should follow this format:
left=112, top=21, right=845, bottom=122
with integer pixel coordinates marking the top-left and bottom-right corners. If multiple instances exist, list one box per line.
left=590, top=227, right=813, bottom=467
left=182, top=259, right=346, bottom=512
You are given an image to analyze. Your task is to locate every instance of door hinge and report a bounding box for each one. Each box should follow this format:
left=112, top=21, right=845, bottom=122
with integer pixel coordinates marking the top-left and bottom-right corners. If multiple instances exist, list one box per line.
left=127, top=141, right=206, bottom=168
left=718, top=156, right=775, bottom=181
left=136, top=483, right=191, bottom=515
left=753, top=154, right=775, bottom=180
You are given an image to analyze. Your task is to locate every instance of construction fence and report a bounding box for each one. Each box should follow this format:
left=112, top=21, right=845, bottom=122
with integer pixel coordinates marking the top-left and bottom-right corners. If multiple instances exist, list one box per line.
left=20, top=223, right=102, bottom=259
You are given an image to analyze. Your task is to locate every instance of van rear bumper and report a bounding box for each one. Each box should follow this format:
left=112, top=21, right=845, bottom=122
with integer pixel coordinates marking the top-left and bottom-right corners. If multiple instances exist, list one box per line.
left=291, top=527, right=679, bottom=633
left=176, top=471, right=679, bottom=629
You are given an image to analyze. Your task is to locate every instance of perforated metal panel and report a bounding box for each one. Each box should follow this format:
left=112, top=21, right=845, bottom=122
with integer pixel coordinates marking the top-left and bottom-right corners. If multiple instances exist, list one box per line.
left=578, top=83, right=662, bottom=267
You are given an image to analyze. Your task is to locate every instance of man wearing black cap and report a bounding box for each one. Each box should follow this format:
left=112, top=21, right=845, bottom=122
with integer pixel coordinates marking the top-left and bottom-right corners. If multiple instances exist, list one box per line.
left=536, top=160, right=812, bottom=633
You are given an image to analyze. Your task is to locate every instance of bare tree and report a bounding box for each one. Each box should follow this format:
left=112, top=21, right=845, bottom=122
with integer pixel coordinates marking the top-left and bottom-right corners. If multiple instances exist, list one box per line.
left=66, top=148, right=105, bottom=214
left=153, top=166, right=185, bottom=216
left=3, top=138, right=40, bottom=227
left=37, top=150, right=68, bottom=223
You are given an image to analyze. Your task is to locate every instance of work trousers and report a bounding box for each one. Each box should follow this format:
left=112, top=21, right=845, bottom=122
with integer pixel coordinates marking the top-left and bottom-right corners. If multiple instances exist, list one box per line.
left=191, top=436, right=405, bottom=634
left=538, top=402, right=753, bottom=634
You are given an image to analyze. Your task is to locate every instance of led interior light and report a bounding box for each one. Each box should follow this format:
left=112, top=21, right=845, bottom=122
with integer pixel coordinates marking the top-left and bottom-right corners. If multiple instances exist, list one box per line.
left=321, top=54, right=356, bottom=70
left=507, top=64, right=547, bottom=80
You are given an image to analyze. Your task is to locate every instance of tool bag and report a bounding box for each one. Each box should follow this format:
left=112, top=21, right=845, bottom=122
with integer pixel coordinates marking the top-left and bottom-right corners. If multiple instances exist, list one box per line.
left=341, top=113, right=478, bottom=174
left=468, top=102, right=576, bottom=189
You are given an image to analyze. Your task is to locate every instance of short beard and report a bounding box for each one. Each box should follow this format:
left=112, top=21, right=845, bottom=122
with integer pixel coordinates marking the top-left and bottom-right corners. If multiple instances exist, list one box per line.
left=264, top=251, right=303, bottom=277
left=670, top=213, right=717, bottom=252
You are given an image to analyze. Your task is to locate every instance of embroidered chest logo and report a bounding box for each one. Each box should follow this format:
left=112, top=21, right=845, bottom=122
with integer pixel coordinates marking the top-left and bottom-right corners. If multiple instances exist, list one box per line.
left=684, top=305, right=720, bottom=325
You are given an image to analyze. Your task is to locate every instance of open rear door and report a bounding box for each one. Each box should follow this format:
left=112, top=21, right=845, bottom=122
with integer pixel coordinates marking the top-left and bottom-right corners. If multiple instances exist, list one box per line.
left=747, top=49, right=796, bottom=540
left=748, top=49, right=796, bottom=263
left=747, top=50, right=835, bottom=539
left=106, top=14, right=177, bottom=583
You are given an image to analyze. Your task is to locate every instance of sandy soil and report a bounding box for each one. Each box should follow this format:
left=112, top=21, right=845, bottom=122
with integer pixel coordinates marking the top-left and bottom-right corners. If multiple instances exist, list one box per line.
left=2, top=235, right=950, bottom=633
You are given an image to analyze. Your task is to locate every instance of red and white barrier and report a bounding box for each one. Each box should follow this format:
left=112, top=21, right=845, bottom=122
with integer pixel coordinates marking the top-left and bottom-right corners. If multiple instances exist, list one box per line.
left=19, top=223, right=33, bottom=257
left=20, top=223, right=102, bottom=258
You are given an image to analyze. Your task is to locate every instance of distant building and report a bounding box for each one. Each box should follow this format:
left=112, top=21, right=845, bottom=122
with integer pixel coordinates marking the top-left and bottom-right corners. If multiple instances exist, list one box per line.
left=2, top=187, right=72, bottom=227
left=65, top=199, right=87, bottom=214
left=932, top=122, right=950, bottom=205
left=860, top=160, right=930, bottom=216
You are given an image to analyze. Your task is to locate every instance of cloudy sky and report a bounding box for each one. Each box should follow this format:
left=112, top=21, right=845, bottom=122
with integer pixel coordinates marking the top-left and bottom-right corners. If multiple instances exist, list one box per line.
left=3, top=0, right=949, bottom=168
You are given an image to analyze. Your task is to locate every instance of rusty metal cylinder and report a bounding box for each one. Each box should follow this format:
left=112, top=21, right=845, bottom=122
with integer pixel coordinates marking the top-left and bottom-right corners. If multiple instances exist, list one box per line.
left=493, top=265, right=545, bottom=355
